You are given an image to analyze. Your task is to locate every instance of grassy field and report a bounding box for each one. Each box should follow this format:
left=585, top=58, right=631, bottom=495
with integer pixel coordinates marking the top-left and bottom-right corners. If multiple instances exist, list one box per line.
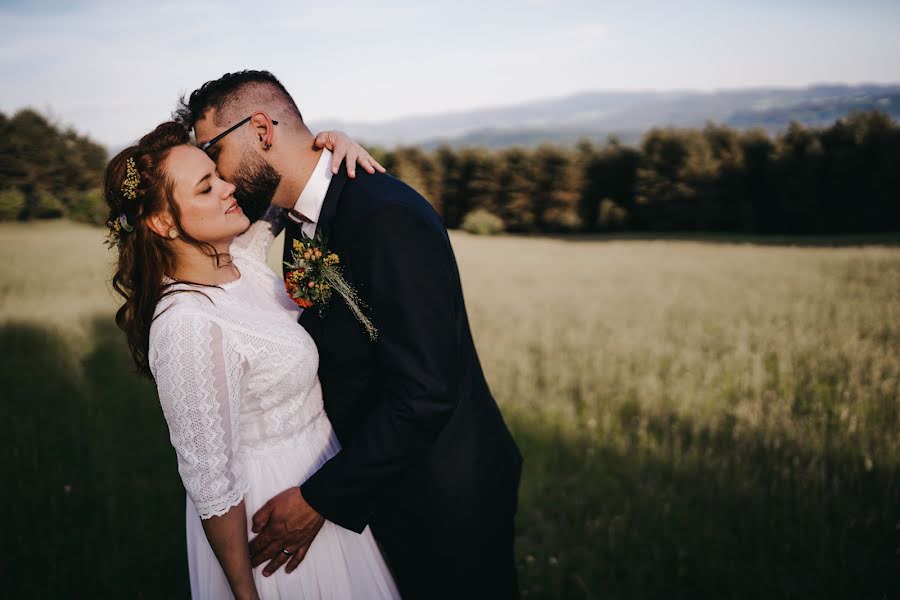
left=2, top=220, right=898, bottom=599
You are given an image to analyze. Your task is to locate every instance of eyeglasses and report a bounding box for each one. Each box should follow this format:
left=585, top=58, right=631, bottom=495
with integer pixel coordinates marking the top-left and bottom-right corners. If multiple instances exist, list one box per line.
left=199, top=115, right=279, bottom=153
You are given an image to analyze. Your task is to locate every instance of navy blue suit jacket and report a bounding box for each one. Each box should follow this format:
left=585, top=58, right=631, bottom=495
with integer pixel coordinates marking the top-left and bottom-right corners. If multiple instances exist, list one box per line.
left=285, top=166, right=522, bottom=585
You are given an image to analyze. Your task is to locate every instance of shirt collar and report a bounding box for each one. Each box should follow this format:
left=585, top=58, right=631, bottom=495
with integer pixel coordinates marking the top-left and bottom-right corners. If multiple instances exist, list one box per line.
left=290, top=148, right=333, bottom=225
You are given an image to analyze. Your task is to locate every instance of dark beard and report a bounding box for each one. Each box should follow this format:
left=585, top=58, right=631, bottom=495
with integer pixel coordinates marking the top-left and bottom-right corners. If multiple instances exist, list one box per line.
left=231, top=151, right=282, bottom=222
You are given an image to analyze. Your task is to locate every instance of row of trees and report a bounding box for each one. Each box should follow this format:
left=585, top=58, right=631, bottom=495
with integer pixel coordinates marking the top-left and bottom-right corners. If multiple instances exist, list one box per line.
left=373, top=110, right=900, bottom=234
left=0, top=109, right=107, bottom=223
left=2, top=108, right=898, bottom=234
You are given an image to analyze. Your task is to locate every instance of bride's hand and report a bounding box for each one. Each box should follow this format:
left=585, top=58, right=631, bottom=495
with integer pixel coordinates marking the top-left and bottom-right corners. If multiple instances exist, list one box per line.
left=313, top=130, right=386, bottom=179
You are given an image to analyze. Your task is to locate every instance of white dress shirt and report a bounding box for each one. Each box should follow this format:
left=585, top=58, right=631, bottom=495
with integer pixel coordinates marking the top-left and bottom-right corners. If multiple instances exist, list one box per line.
left=288, top=148, right=334, bottom=239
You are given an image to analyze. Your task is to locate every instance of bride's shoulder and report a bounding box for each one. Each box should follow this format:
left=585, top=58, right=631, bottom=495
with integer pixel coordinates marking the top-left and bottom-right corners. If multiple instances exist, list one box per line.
left=150, top=288, right=220, bottom=335
left=147, top=295, right=235, bottom=375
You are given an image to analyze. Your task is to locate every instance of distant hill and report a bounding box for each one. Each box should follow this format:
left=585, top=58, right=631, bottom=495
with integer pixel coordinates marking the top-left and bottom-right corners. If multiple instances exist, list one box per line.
left=312, top=84, right=900, bottom=149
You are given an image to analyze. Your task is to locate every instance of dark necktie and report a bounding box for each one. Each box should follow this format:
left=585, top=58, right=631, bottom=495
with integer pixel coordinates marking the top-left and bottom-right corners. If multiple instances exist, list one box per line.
left=287, top=208, right=313, bottom=225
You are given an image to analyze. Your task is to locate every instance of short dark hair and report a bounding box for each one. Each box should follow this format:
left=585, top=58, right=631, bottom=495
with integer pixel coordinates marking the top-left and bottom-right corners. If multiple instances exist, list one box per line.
left=174, top=70, right=302, bottom=131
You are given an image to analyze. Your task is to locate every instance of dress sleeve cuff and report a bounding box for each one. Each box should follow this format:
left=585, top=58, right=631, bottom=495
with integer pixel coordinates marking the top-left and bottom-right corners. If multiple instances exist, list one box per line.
left=194, top=480, right=250, bottom=520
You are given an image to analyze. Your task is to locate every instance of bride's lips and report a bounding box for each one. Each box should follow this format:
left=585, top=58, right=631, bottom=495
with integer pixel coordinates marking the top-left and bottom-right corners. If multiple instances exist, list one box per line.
left=225, top=200, right=242, bottom=215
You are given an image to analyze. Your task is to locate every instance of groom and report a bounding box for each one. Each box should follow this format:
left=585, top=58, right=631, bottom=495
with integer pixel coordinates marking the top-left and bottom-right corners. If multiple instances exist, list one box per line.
left=178, top=70, right=523, bottom=598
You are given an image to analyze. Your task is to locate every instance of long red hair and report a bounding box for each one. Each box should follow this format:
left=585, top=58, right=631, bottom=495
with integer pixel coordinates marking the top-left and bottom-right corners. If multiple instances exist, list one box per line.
left=104, top=121, right=221, bottom=377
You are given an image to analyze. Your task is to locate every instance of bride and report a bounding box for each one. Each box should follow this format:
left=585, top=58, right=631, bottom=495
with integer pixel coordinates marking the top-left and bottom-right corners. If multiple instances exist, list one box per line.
left=104, top=121, right=399, bottom=599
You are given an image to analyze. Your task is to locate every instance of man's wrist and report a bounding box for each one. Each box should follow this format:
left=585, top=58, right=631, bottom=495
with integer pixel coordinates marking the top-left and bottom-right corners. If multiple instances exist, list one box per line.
left=297, top=484, right=320, bottom=517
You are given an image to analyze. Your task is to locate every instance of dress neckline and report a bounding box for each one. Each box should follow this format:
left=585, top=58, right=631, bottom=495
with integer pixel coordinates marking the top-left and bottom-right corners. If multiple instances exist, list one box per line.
left=162, top=268, right=243, bottom=290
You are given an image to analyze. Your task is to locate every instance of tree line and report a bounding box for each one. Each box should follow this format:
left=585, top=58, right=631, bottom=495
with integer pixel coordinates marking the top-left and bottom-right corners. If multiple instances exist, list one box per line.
left=0, top=109, right=108, bottom=223
left=2, top=107, right=898, bottom=234
left=373, top=110, right=900, bottom=234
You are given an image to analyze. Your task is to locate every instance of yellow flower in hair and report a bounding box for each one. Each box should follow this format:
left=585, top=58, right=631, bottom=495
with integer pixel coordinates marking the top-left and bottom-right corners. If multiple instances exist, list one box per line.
left=121, top=157, right=140, bottom=201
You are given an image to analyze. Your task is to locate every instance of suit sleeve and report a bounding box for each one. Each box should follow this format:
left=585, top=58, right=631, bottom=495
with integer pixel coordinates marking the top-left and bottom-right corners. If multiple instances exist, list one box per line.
left=300, top=201, right=458, bottom=533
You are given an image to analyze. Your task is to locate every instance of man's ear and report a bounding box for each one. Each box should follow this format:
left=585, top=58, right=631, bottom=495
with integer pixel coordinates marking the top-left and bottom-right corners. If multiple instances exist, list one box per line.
left=147, top=211, right=175, bottom=239
left=250, top=112, right=276, bottom=150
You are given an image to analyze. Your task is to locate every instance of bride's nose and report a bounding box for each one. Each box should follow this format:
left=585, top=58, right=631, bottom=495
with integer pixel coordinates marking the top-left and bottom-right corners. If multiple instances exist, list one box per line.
left=222, top=181, right=236, bottom=198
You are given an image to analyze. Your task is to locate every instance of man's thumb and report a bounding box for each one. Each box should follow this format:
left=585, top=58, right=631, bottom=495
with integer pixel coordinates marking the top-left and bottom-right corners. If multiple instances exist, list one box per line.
left=252, top=503, right=272, bottom=533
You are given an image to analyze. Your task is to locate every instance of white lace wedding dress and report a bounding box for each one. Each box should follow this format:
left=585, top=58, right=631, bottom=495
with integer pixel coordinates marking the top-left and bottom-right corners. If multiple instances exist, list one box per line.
left=148, top=216, right=399, bottom=599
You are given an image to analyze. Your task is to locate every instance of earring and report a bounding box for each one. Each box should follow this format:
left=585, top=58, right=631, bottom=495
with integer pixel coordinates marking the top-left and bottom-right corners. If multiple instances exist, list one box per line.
left=168, top=228, right=178, bottom=239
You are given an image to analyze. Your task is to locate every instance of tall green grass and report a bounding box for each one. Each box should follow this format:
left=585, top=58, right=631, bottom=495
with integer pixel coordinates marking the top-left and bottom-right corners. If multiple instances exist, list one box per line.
left=1, top=221, right=897, bottom=598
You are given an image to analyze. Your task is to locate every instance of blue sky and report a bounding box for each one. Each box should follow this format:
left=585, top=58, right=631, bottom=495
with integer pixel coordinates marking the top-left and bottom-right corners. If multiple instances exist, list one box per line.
left=1, top=0, right=898, bottom=146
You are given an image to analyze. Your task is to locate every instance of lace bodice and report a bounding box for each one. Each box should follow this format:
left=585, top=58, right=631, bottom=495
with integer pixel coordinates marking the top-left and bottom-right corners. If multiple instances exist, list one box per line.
left=148, top=213, right=324, bottom=519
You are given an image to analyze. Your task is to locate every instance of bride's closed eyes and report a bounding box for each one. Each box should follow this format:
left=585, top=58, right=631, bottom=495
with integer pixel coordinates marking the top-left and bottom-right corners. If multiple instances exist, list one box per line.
left=194, top=169, right=222, bottom=196
left=202, top=176, right=216, bottom=195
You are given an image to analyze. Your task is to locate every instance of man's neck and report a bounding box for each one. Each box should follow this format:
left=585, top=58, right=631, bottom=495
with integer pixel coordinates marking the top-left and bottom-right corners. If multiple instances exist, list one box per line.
left=273, top=145, right=323, bottom=209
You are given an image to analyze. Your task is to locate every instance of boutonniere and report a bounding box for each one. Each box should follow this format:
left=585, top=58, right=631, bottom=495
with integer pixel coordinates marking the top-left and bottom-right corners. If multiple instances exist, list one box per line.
left=284, top=232, right=377, bottom=341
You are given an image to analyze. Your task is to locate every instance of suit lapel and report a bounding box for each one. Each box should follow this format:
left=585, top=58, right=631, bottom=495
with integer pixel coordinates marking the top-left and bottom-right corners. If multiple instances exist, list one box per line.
left=315, top=164, right=348, bottom=245
left=282, top=217, right=302, bottom=280
left=288, top=164, right=348, bottom=338
left=285, top=217, right=320, bottom=336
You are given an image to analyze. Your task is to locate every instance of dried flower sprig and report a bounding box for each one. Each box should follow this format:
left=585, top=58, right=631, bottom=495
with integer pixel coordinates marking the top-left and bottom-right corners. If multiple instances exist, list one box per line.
left=284, top=232, right=377, bottom=341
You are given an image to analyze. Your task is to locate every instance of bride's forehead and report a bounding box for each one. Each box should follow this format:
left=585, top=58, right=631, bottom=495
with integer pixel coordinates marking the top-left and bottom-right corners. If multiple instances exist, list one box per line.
left=169, top=144, right=211, bottom=164
left=167, top=145, right=213, bottom=179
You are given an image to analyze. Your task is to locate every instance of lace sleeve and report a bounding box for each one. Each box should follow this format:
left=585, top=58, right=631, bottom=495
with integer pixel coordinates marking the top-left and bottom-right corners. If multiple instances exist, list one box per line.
left=149, top=312, right=248, bottom=519
left=230, top=205, right=286, bottom=263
